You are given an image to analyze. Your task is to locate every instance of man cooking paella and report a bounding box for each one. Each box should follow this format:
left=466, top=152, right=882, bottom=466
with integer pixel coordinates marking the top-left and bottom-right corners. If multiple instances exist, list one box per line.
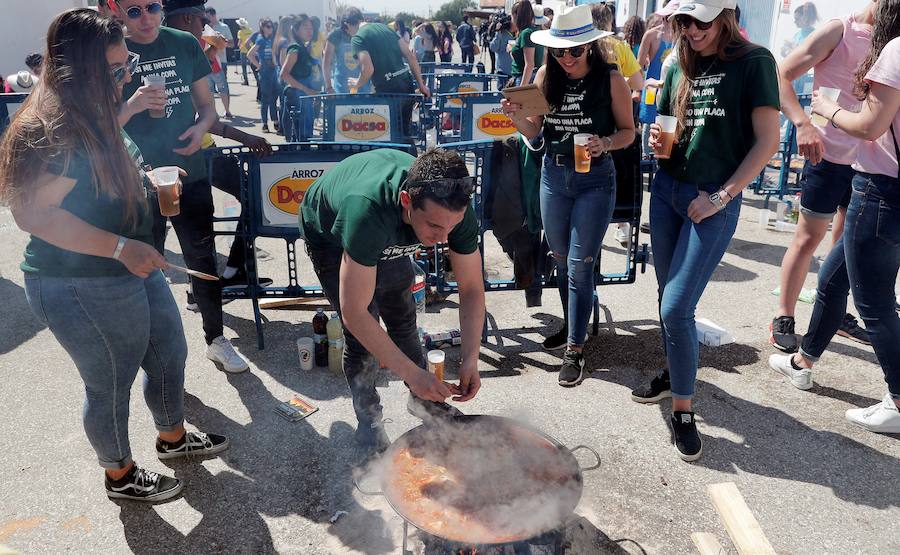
left=299, top=147, right=486, bottom=455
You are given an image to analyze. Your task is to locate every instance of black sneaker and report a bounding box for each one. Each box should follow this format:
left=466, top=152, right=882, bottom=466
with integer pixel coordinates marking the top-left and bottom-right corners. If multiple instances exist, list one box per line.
left=770, top=316, right=798, bottom=353
left=631, top=371, right=672, bottom=403
left=670, top=411, right=703, bottom=462
left=353, top=421, right=391, bottom=456
left=542, top=327, right=568, bottom=351
left=406, top=393, right=463, bottom=423
left=220, top=269, right=274, bottom=289
left=156, top=430, right=230, bottom=460
left=836, top=313, right=871, bottom=346
left=558, top=350, right=585, bottom=387
left=105, top=464, right=183, bottom=502
left=639, top=222, right=651, bottom=234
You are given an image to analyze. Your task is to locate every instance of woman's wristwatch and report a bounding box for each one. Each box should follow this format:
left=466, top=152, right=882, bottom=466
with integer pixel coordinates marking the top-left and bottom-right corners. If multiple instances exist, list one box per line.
left=112, top=236, right=127, bottom=260
left=708, top=189, right=732, bottom=211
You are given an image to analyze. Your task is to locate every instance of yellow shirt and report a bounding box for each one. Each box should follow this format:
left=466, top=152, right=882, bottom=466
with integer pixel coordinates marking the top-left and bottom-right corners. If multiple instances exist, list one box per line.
left=310, top=35, right=326, bottom=63
left=606, top=38, right=641, bottom=78
left=201, top=133, right=215, bottom=150
left=238, top=28, right=253, bottom=54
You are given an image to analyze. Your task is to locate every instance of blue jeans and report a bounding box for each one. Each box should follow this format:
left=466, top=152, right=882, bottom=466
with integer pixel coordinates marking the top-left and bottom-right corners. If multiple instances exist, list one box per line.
left=540, top=154, right=616, bottom=347
left=282, top=87, right=317, bottom=141
left=258, top=67, right=279, bottom=125
left=650, top=171, right=741, bottom=398
left=801, top=173, right=900, bottom=398
left=24, top=270, right=187, bottom=469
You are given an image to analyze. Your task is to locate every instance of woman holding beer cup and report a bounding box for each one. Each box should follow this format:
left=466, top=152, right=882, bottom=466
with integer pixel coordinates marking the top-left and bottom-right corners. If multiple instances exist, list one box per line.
left=0, top=9, right=228, bottom=502
left=501, top=5, right=636, bottom=386
left=630, top=0, right=781, bottom=461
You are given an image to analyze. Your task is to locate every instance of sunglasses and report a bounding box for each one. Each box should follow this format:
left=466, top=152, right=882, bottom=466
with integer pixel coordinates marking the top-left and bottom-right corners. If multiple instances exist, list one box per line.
left=673, top=15, right=715, bottom=31
left=549, top=45, right=587, bottom=58
left=406, top=177, right=477, bottom=198
left=112, top=51, right=140, bottom=84
left=124, top=2, right=163, bottom=20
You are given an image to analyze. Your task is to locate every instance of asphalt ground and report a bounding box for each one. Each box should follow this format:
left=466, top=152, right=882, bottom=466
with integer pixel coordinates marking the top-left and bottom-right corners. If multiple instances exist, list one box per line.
left=1, top=70, right=898, bottom=555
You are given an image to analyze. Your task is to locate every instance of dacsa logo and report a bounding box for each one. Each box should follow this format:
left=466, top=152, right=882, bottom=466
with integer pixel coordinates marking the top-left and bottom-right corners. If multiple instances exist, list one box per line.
left=477, top=110, right=516, bottom=136
left=339, top=107, right=388, bottom=140
left=267, top=169, right=326, bottom=215
left=450, top=84, right=480, bottom=107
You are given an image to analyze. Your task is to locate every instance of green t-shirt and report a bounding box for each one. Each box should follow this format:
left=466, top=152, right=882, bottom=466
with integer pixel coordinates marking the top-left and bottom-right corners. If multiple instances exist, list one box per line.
left=22, top=131, right=154, bottom=277
left=657, top=46, right=780, bottom=184
left=287, top=43, right=313, bottom=81
left=511, top=27, right=544, bottom=78
left=123, top=26, right=212, bottom=183
left=299, top=149, right=479, bottom=267
left=350, top=23, right=412, bottom=92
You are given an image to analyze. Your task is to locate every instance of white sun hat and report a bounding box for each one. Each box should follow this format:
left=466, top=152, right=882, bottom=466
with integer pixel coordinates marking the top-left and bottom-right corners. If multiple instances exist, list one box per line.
left=531, top=5, right=612, bottom=49
left=5, top=71, right=36, bottom=93
left=671, top=0, right=737, bottom=23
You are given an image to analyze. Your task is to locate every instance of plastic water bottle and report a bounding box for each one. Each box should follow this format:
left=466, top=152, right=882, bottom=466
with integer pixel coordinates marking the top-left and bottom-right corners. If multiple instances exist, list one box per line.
left=411, top=256, right=426, bottom=314
left=326, top=313, right=343, bottom=373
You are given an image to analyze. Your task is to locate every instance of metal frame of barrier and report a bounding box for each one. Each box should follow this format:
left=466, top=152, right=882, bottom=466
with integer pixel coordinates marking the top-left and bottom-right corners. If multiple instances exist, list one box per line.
left=206, top=141, right=416, bottom=349
left=419, top=62, right=475, bottom=91
left=0, top=93, right=28, bottom=135
left=434, top=92, right=516, bottom=144
left=750, top=94, right=810, bottom=205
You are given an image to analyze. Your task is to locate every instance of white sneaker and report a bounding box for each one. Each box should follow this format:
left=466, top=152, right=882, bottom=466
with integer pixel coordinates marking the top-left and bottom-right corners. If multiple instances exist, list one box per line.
left=768, top=353, right=812, bottom=390
left=206, top=336, right=250, bottom=374
left=614, top=224, right=630, bottom=248
left=845, top=394, right=900, bottom=434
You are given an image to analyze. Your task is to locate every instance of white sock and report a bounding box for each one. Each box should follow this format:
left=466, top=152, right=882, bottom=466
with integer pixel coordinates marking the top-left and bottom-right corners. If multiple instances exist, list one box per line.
left=222, top=266, right=238, bottom=279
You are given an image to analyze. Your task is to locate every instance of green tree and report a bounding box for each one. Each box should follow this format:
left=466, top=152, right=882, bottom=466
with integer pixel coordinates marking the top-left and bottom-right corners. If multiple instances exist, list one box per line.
left=433, top=0, right=476, bottom=25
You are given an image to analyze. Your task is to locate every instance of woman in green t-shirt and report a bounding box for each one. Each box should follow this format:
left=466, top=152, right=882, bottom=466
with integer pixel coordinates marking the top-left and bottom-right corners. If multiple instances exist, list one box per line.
left=631, top=0, right=781, bottom=462
left=509, top=1, right=545, bottom=86
left=502, top=5, right=636, bottom=386
left=0, top=9, right=228, bottom=502
left=280, top=15, right=324, bottom=141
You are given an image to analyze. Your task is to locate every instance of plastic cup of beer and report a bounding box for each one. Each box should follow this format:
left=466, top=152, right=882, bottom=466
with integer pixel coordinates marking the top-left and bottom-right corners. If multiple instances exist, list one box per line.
left=143, top=74, right=167, bottom=119
left=151, top=166, right=181, bottom=217
left=573, top=133, right=593, bottom=174
left=811, top=87, right=840, bottom=127
left=427, top=349, right=445, bottom=381
left=654, top=115, right=678, bottom=160
left=645, top=84, right=657, bottom=105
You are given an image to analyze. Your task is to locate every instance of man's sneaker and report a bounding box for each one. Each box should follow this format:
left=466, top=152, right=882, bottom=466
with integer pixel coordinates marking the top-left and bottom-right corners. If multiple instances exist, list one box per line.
left=770, top=316, right=799, bottom=353
left=836, top=313, right=871, bottom=346
left=407, top=393, right=463, bottom=424
left=156, top=430, right=230, bottom=460
left=845, top=394, right=900, bottom=434
left=353, top=421, right=391, bottom=456
left=631, top=371, right=672, bottom=403
left=614, top=224, right=630, bottom=248
left=558, top=350, right=585, bottom=387
left=206, top=336, right=250, bottom=373
left=542, top=327, right=568, bottom=351
left=670, top=411, right=703, bottom=462
left=220, top=269, right=274, bottom=289
left=105, top=464, right=183, bottom=502
left=639, top=222, right=650, bottom=234
left=768, top=353, right=813, bottom=390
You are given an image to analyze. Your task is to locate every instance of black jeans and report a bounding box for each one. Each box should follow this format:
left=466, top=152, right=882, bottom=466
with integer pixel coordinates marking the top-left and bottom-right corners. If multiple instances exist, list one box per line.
left=151, top=179, right=223, bottom=345
left=461, top=47, right=475, bottom=64
left=306, top=247, right=424, bottom=426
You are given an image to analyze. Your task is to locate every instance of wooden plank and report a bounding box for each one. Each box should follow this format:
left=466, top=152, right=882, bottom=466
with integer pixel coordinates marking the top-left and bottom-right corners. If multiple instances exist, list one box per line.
left=258, top=297, right=329, bottom=310
left=691, top=532, right=726, bottom=555
left=707, top=482, right=777, bottom=555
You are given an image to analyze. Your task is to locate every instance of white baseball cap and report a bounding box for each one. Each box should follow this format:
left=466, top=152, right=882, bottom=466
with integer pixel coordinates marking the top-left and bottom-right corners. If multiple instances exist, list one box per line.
left=531, top=5, right=612, bottom=49
left=671, top=0, right=737, bottom=23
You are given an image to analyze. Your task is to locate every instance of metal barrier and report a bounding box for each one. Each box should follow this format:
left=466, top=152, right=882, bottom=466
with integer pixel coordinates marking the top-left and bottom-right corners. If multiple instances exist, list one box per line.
left=206, top=141, right=416, bottom=348
left=419, top=62, right=475, bottom=91
left=750, top=94, right=810, bottom=205
left=0, top=93, right=28, bottom=135
left=433, top=92, right=517, bottom=144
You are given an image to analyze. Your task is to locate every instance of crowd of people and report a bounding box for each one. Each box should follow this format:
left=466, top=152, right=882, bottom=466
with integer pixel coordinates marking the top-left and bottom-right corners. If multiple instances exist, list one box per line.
left=0, top=0, right=898, bottom=504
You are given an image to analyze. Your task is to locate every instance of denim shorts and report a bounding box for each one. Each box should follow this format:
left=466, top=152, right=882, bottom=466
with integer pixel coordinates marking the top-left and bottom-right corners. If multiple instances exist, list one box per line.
left=799, top=158, right=854, bottom=219
left=208, top=69, right=229, bottom=95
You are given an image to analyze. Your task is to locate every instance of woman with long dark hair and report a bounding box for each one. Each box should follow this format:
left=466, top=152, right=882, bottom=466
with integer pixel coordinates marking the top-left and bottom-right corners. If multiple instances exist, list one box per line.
left=438, top=21, right=454, bottom=62
left=0, top=9, right=227, bottom=502
left=623, top=16, right=646, bottom=58
left=781, top=0, right=900, bottom=433
left=280, top=15, right=323, bottom=141
left=629, top=0, right=781, bottom=461
left=502, top=5, right=635, bottom=386
left=248, top=18, right=279, bottom=133
left=509, top=0, right=544, bottom=85
left=421, top=23, right=439, bottom=64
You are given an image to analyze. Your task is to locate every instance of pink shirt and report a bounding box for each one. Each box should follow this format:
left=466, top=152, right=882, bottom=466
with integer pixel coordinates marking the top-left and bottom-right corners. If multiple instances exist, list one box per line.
left=854, top=36, right=900, bottom=178
left=813, top=15, right=872, bottom=165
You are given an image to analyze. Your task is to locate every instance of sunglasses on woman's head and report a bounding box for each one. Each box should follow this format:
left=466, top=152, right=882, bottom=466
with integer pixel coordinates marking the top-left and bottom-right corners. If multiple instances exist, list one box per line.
left=405, top=176, right=477, bottom=198
left=112, top=51, right=140, bottom=84
left=124, top=2, right=163, bottom=20
left=549, top=45, right=587, bottom=58
left=673, top=15, right=715, bottom=31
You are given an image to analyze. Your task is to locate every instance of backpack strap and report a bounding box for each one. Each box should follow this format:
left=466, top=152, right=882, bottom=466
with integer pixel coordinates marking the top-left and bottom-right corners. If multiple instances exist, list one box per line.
left=891, top=123, right=899, bottom=179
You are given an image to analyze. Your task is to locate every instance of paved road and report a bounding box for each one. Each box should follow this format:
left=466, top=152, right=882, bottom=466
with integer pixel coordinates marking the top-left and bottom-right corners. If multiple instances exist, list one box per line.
left=0, top=72, right=898, bottom=555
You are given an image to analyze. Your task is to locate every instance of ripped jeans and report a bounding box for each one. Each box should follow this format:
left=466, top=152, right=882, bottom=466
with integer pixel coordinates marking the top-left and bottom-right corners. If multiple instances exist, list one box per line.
left=540, top=153, right=616, bottom=347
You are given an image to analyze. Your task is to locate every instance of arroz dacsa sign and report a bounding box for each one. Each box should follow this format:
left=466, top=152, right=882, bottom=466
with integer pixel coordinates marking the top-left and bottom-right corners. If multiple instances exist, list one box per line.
left=471, top=106, right=517, bottom=141
left=259, top=162, right=336, bottom=227
left=334, top=105, right=391, bottom=142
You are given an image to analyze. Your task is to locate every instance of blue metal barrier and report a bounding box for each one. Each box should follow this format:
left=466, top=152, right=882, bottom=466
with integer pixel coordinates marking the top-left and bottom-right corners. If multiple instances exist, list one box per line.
left=434, top=92, right=517, bottom=144
left=0, top=93, right=28, bottom=135
left=751, top=94, right=810, bottom=204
